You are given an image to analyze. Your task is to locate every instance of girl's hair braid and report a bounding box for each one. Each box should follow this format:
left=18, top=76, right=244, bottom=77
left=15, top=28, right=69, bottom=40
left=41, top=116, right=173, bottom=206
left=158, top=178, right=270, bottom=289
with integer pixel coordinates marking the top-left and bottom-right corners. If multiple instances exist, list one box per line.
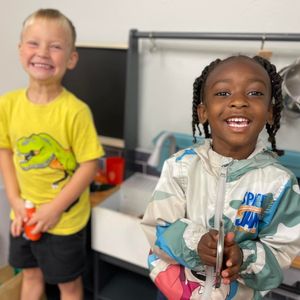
left=192, top=55, right=284, bottom=155
left=252, top=56, right=284, bottom=155
left=192, top=58, right=221, bottom=143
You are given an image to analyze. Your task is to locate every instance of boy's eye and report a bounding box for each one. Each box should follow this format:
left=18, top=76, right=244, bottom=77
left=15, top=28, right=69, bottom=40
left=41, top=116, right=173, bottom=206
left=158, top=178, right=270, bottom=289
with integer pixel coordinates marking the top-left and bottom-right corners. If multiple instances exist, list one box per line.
left=27, top=41, right=38, bottom=47
left=50, top=45, right=62, bottom=50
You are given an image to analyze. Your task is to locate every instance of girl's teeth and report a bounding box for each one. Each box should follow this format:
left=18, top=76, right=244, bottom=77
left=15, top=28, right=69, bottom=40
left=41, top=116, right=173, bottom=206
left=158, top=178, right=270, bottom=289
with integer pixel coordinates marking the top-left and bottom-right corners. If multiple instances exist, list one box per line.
left=228, top=122, right=248, bottom=128
left=227, top=118, right=249, bottom=128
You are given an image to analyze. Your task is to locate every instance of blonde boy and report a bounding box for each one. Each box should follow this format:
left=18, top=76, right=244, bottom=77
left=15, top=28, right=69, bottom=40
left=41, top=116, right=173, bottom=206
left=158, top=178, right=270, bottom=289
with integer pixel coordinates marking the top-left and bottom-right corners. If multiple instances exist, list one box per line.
left=0, top=9, right=104, bottom=300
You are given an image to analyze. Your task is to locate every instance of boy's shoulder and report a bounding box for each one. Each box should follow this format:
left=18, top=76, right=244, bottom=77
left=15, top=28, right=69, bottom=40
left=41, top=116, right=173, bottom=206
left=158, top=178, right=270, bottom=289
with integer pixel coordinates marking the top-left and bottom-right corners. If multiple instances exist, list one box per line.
left=62, top=88, right=89, bottom=111
left=0, top=89, right=25, bottom=101
left=0, top=89, right=26, bottom=110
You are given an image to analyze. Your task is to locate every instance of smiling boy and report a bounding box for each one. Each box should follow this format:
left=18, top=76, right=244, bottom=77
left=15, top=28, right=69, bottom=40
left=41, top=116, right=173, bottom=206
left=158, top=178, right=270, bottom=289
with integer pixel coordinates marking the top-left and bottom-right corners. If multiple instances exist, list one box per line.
left=0, top=9, right=104, bottom=300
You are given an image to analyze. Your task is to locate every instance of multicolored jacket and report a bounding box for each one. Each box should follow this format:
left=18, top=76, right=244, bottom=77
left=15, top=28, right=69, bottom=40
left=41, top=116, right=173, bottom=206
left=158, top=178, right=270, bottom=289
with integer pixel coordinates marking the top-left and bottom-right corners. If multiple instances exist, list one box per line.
left=141, top=139, right=300, bottom=299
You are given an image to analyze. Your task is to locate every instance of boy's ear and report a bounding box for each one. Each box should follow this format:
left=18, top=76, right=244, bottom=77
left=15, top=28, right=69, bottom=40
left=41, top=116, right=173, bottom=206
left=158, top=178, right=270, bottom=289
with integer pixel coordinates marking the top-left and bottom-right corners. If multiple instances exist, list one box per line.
left=197, top=103, right=208, bottom=124
left=67, top=50, right=79, bottom=70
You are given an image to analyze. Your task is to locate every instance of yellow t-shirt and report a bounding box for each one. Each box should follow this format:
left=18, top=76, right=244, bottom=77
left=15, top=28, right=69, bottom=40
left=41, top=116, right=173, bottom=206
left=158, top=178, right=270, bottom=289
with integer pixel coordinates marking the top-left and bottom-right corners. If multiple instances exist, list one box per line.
left=0, top=88, right=104, bottom=235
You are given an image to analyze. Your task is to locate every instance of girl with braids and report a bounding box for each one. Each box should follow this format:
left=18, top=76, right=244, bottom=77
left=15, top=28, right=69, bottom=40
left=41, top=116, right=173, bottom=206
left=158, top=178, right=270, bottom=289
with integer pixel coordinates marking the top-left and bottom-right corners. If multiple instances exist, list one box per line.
left=192, top=55, right=283, bottom=155
left=142, top=55, right=300, bottom=299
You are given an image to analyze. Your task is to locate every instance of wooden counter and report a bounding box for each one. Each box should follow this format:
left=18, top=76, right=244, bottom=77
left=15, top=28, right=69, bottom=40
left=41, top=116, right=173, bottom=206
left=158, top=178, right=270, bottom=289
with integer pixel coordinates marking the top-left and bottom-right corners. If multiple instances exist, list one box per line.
left=90, top=186, right=120, bottom=207
left=292, top=256, right=300, bottom=269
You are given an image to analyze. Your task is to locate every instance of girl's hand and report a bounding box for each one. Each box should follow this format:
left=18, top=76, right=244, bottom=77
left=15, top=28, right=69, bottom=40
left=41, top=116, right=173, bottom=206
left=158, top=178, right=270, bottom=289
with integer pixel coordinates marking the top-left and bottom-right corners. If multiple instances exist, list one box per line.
left=26, top=202, right=62, bottom=234
left=11, top=198, right=27, bottom=237
left=221, top=232, right=243, bottom=284
left=197, top=229, right=219, bottom=266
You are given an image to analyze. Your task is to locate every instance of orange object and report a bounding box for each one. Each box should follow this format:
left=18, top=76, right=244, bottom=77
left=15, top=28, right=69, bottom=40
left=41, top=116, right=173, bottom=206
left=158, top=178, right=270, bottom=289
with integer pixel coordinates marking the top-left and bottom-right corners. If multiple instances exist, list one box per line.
left=94, top=169, right=108, bottom=184
left=106, top=157, right=125, bottom=185
left=24, top=200, right=41, bottom=241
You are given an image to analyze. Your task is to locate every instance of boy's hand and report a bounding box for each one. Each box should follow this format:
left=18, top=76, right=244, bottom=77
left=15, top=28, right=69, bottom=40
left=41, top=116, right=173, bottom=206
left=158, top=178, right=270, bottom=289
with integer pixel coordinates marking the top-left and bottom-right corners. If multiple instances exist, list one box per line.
left=197, top=230, right=218, bottom=266
left=221, top=232, right=243, bottom=284
left=11, top=198, right=27, bottom=237
left=26, top=202, right=62, bottom=234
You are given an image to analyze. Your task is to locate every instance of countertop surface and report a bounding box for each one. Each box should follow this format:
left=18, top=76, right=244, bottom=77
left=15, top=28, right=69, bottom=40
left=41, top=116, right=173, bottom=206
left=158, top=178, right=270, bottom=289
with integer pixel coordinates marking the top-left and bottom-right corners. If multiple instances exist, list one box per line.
left=90, top=186, right=120, bottom=207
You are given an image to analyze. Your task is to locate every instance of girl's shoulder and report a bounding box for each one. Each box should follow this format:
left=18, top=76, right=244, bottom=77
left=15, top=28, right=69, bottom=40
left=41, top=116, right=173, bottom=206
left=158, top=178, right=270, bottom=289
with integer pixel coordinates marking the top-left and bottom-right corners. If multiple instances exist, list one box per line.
left=172, top=139, right=209, bottom=162
left=164, top=143, right=208, bottom=180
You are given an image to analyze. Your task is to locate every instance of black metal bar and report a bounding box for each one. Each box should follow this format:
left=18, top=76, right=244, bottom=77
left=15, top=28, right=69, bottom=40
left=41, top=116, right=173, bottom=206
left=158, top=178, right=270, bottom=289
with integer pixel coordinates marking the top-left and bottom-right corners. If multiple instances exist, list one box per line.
left=132, top=30, right=300, bottom=42
left=124, top=29, right=139, bottom=161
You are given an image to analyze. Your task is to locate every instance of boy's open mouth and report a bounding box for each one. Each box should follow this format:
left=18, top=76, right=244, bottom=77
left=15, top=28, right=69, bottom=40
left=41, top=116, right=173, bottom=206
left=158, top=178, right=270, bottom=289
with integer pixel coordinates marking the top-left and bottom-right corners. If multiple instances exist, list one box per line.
left=226, top=117, right=250, bottom=128
left=31, top=62, right=53, bottom=70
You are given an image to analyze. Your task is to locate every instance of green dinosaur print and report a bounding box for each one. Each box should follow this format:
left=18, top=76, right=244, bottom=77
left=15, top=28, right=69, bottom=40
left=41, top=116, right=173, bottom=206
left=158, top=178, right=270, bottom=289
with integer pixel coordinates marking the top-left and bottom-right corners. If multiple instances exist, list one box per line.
left=17, top=133, right=78, bottom=187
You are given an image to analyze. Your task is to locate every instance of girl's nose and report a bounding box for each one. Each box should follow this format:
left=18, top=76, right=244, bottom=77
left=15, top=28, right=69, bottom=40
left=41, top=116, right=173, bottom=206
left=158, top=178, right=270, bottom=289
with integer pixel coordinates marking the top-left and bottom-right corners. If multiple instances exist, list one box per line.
left=229, top=94, right=249, bottom=108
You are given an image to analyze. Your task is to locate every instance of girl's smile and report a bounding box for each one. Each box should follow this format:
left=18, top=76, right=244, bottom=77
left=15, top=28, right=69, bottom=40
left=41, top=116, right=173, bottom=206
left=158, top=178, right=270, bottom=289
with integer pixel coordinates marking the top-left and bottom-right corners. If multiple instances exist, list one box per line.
left=225, top=117, right=250, bottom=131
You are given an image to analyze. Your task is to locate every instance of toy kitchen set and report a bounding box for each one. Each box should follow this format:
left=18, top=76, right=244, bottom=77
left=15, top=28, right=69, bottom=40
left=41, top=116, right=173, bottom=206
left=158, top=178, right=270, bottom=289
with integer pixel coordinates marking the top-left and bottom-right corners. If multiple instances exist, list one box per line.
left=67, top=32, right=300, bottom=299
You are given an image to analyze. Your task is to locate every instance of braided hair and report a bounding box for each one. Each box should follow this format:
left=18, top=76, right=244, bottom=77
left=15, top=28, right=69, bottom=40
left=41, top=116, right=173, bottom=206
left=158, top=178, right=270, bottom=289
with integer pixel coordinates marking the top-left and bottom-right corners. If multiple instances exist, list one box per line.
left=192, top=55, right=283, bottom=155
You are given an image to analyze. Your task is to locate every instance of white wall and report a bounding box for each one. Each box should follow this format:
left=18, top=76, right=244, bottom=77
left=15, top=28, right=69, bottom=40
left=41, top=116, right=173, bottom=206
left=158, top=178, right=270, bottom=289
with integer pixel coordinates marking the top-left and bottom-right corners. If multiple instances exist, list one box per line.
left=0, top=175, right=10, bottom=265
left=1, top=0, right=300, bottom=152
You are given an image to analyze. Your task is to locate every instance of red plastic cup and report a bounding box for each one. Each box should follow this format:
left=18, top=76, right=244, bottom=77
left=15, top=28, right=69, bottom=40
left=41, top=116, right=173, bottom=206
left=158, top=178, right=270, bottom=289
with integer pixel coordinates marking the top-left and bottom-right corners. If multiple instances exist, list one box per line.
left=106, top=157, right=125, bottom=185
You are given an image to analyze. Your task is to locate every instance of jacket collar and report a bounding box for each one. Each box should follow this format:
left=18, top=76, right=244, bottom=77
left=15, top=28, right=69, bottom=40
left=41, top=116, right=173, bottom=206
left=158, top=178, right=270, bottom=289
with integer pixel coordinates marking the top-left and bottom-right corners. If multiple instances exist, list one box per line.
left=194, top=139, right=278, bottom=181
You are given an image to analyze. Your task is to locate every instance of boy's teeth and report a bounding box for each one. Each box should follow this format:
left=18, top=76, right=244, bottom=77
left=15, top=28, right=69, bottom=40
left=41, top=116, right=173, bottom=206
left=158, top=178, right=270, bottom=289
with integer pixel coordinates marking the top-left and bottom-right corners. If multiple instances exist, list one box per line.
left=33, top=63, right=51, bottom=69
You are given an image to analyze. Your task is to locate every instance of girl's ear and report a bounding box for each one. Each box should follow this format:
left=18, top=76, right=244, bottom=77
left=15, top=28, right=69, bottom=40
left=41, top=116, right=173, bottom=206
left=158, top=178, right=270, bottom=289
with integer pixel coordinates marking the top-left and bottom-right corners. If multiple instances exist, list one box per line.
left=197, top=104, right=208, bottom=124
left=67, top=50, right=79, bottom=70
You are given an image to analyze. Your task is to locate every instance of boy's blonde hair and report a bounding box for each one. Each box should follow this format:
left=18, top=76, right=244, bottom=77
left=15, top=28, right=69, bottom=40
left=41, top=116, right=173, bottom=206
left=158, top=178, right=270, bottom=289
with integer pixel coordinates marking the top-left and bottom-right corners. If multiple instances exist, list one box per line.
left=21, top=8, right=77, bottom=49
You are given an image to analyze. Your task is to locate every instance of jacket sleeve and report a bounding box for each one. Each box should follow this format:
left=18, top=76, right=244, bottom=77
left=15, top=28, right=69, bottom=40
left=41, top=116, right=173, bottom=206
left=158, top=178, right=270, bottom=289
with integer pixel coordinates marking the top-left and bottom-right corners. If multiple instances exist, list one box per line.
left=141, top=157, right=207, bottom=270
left=238, top=174, right=300, bottom=291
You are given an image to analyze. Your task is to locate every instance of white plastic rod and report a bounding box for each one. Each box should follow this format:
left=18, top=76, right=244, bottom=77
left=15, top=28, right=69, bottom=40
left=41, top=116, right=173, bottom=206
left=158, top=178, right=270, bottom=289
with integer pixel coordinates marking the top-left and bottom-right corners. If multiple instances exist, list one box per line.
left=202, top=166, right=227, bottom=299
left=214, top=167, right=227, bottom=230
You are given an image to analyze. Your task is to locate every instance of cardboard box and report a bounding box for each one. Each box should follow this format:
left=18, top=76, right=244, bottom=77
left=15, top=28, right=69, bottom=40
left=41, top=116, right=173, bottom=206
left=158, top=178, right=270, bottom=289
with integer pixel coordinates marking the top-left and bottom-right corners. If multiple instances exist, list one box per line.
left=0, top=265, right=22, bottom=300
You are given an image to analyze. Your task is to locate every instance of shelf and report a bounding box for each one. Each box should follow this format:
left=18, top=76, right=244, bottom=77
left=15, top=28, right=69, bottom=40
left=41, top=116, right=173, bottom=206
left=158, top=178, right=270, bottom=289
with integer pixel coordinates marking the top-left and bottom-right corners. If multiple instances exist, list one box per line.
left=93, top=252, right=157, bottom=300
left=97, top=268, right=157, bottom=300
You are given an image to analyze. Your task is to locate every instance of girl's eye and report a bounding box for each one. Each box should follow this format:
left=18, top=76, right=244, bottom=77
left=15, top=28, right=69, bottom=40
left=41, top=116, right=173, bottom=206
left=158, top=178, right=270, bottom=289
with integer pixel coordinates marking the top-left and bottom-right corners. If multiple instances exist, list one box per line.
left=248, top=91, right=264, bottom=96
left=215, top=91, right=230, bottom=97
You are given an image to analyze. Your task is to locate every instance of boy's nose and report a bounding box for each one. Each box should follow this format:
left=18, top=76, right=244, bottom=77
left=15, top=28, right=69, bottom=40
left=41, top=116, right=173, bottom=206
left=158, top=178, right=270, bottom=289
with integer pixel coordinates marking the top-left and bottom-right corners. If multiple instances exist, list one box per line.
left=37, top=45, right=49, bottom=57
